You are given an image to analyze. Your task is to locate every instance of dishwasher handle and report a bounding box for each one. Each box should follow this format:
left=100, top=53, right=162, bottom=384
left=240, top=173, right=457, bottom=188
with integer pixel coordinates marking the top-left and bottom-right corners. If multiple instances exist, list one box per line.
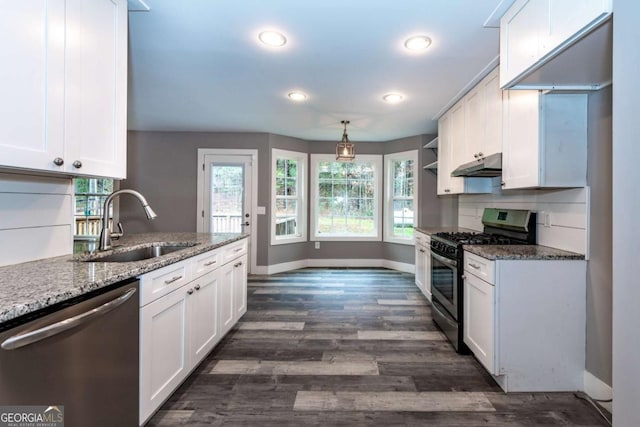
left=1, top=287, right=137, bottom=351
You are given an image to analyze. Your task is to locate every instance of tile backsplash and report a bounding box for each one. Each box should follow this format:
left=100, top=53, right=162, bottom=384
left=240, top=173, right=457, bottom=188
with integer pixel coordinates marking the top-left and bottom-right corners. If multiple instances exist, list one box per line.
left=459, top=187, right=589, bottom=256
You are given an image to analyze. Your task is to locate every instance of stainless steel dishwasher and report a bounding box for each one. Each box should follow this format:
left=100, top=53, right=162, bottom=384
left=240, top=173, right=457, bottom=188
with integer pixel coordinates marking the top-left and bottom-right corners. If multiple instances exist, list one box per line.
left=0, top=279, right=139, bottom=426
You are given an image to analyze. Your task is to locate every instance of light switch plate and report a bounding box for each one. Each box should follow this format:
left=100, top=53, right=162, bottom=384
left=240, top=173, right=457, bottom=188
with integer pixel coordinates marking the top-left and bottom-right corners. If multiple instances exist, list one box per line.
left=257, top=206, right=266, bottom=215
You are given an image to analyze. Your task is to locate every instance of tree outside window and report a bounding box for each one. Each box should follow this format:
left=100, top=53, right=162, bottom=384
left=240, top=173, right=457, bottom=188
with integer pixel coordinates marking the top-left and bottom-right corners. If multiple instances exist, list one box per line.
left=74, top=178, right=114, bottom=237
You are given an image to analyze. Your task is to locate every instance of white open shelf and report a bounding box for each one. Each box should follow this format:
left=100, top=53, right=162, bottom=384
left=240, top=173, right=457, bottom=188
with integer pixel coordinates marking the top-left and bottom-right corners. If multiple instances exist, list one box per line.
left=423, top=137, right=438, bottom=150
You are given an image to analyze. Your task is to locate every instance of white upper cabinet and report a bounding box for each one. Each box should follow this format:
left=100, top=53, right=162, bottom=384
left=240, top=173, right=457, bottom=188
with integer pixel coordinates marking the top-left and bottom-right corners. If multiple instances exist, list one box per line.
left=0, top=0, right=128, bottom=179
left=436, top=68, right=500, bottom=196
left=502, top=91, right=588, bottom=190
left=0, top=2, right=65, bottom=172
left=500, top=0, right=612, bottom=89
left=460, top=68, right=502, bottom=164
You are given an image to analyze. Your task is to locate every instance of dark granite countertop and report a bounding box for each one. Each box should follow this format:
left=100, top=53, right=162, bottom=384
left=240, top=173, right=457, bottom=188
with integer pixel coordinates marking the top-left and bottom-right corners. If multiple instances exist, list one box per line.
left=463, top=244, right=585, bottom=261
left=0, top=232, right=248, bottom=325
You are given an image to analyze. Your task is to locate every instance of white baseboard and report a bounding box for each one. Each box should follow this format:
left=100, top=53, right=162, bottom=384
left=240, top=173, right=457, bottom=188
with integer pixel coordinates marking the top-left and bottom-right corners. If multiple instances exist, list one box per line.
left=584, top=370, right=612, bottom=413
left=253, top=258, right=415, bottom=276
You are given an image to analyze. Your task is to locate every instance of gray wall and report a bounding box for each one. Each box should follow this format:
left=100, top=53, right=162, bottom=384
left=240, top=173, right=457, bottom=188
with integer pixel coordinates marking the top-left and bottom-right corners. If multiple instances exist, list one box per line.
left=121, top=131, right=452, bottom=268
left=585, top=86, right=612, bottom=386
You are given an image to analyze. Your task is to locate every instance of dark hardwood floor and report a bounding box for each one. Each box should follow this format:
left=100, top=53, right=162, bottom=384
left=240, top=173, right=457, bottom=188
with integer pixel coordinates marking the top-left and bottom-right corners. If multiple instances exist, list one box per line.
left=148, top=268, right=609, bottom=426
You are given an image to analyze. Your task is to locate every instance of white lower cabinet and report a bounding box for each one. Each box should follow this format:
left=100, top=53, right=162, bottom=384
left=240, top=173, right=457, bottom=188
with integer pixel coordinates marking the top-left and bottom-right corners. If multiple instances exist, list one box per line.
left=463, top=272, right=495, bottom=373
left=463, top=250, right=586, bottom=392
left=139, top=239, right=248, bottom=425
left=414, top=231, right=431, bottom=301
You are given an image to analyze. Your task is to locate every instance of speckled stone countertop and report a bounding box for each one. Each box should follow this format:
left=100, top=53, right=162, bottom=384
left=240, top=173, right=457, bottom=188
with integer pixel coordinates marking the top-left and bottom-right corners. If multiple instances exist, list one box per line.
left=0, top=232, right=248, bottom=325
left=463, top=244, right=585, bottom=261
left=414, top=226, right=476, bottom=236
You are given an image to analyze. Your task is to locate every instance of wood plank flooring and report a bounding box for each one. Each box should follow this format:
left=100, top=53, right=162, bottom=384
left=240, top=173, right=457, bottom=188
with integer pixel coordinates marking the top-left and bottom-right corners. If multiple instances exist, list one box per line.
left=147, top=268, right=608, bottom=426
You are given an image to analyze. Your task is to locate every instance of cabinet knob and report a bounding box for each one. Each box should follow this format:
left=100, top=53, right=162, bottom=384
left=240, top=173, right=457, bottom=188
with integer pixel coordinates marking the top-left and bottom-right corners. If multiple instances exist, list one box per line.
left=187, top=289, right=194, bottom=295
left=444, top=189, right=450, bottom=193
left=462, top=275, right=467, bottom=280
left=53, top=157, right=64, bottom=166
left=72, top=160, right=82, bottom=169
left=194, top=285, right=201, bottom=291
left=501, top=181, right=506, bottom=186
left=478, top=152, right=483, bottom=157
left=473, top=153, right=478, bottom=158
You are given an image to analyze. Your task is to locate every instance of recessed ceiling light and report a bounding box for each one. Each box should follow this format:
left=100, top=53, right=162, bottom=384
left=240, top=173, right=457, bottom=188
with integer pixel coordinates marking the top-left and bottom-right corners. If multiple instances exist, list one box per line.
left=287, top=91, right=308, bottom=101
left=258, top=31, right=287, bottom=47
left=404, top=35, right=432, bottom=51
left=383, top=93, right=404, bottom=104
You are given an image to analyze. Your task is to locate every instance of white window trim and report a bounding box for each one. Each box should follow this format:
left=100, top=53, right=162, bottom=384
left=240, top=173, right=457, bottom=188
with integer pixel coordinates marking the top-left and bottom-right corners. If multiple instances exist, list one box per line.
left=384, top=149, right=418, bottom=245
left=271, top=148, right=308, bottom=245
left=310, top=154, right=383, bottom=242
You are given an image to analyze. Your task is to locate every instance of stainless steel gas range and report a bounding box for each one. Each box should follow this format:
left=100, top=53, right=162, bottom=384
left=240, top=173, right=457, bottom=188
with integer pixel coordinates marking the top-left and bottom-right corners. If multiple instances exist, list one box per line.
left=429, top=208, right=537, bottom=353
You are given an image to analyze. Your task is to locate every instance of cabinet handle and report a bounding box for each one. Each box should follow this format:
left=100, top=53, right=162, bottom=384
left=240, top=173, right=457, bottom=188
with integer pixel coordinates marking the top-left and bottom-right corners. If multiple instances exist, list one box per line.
left=72, top=160, right=82, bottom=169
left=204, top=260, right=217, bottom=266
left=194, top=285, right=201, bottom=291
left=233, top=247, right=243, bottom=253
left=419, top=249, right=425, bottom=253
left=444, top=189, right=450, bottom=193
left=187, top=289, right=194, bottom=295
left=469, top=263, right=481, bottom=270
left=53, top=157, right=64, bottom=166
left=164, top=275, right=183, bottom=285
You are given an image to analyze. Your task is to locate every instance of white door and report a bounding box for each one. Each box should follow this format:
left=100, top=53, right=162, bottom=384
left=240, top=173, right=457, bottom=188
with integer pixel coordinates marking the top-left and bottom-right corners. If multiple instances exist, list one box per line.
left=198, top=151, right=255, bottom=272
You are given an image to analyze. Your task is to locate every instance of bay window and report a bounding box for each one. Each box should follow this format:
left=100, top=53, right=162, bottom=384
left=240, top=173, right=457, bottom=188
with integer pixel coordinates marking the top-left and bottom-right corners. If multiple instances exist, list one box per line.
left=384, top=150, right=418, bottom=244
left=310, top=154, right=383, bottom=241
left=271, top=149, right=307, bottom=244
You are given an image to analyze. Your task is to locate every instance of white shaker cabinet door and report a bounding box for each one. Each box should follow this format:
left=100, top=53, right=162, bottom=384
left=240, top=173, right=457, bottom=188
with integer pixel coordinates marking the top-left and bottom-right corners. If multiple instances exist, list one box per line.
left=219, top=262, right=236, bottom=336
left=140, top=285, right=190, bottom=425
left=0, top=1, right=65, bottom=172
left=64, top=0, right=128, bottom=178
left=463, top=273, right=496, bottom=374
left=233, top=255, right=248, bottom=320
left=189, top=270, right=221, bottom=366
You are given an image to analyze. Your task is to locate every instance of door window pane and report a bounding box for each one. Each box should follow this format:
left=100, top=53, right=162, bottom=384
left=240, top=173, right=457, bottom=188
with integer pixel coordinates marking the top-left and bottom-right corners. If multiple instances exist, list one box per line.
left=211, top=165, right=244, bottom=233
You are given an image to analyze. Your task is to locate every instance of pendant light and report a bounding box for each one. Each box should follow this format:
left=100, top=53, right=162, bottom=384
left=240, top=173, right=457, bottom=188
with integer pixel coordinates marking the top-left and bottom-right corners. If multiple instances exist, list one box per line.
left=336, top=120, right=355, bottom=161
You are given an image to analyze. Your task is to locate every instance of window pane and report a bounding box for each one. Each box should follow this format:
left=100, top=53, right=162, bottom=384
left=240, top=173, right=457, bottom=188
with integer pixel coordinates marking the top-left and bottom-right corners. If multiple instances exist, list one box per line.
left=393, top=200, right=414, bottom=237
left=73, top=178, right=114, bottom=236
left=314, top=159, right=378, bottom=237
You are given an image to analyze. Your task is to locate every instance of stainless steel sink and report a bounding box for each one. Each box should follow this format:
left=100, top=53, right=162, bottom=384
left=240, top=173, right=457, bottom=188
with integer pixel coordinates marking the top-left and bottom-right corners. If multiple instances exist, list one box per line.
left=83, top=243, right=198, bottom=263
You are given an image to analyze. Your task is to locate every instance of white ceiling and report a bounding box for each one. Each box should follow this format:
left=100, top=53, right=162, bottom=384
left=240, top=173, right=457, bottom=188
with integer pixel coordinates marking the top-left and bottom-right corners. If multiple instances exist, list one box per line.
left=127, top=0, right=504, bottom=141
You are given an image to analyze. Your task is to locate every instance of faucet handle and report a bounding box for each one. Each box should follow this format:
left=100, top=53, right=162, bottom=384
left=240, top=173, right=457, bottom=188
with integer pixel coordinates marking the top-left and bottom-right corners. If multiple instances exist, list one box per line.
left=111, top=222, right=124, bottom=240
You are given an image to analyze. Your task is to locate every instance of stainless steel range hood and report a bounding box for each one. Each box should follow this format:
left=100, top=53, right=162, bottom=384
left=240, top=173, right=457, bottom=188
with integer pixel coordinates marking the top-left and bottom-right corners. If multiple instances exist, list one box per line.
left=451, top=153, right=502, bottom=177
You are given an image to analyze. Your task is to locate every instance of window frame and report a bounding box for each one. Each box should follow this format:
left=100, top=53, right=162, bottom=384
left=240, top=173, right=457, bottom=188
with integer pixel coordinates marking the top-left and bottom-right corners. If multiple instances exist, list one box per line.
left=310, top=154, right=383, bottom=242
left=270, top=148, right=308, bottom=245
left=384, top=150, right=419, bottom=245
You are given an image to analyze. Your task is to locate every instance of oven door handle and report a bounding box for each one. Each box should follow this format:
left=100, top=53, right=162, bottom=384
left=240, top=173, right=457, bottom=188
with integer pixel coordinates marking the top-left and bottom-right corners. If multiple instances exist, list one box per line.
left=431, top=299, right=458, bottom=329
left=431, top=251, right=458, bottom=269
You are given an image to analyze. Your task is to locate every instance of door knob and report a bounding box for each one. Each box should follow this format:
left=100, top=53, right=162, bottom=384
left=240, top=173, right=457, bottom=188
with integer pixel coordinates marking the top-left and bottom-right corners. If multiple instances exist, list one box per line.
left=244, top=221, right=250, bottom=226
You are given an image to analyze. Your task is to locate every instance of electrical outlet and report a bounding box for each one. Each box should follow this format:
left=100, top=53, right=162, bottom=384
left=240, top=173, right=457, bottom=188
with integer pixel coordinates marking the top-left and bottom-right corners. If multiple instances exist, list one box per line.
left=314, top=242, right=320, bottom=249
left=543, top=212, right=552, bottom=228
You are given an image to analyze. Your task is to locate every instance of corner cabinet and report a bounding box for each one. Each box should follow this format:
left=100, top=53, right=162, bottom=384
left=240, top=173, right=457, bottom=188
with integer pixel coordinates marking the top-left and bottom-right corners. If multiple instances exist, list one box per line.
left=502, top=91, right=587, bottom=190
left=139, top=238, right=249, bottom=425
left=463, top=250, right=586, bottom=392
left=0, top=0, right=128, bottom=179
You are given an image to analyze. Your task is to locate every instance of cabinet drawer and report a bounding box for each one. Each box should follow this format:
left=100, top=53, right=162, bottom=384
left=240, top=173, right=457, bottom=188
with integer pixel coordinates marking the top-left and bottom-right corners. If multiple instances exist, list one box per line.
left=191, top=249, right=221, bottom=280
left=464, top=251, right=495, bottom=284
left=222, top=239, right=248, bottom=264
left=140, top=260, right=191, bottom=306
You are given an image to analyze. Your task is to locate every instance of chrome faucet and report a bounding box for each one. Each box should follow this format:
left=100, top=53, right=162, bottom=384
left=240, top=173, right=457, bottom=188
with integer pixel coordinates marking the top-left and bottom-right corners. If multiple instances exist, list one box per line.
left=99, top=189, right=157, bottom=251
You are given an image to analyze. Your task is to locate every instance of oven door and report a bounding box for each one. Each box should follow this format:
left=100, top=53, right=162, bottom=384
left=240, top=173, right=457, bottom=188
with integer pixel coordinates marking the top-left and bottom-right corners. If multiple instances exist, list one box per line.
left=430, top=251, right=458, bottom=320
